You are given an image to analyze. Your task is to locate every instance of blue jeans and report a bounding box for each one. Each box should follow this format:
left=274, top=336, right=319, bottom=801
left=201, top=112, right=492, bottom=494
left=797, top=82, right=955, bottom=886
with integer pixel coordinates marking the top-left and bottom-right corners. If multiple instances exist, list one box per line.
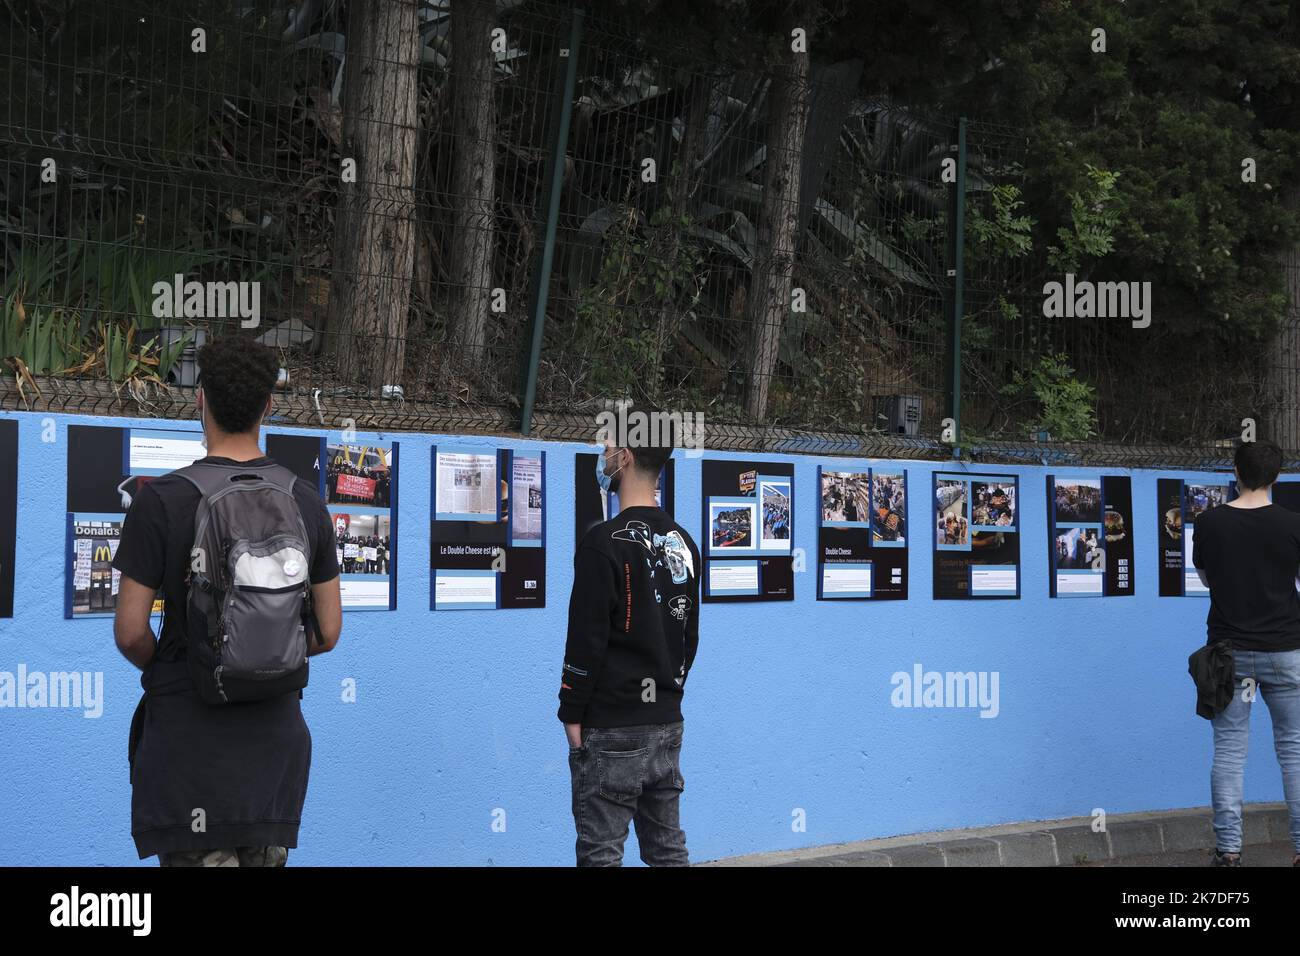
left=568, top=722, right=689, bottom=867
left=1211, top=647, right=1300, bottom=853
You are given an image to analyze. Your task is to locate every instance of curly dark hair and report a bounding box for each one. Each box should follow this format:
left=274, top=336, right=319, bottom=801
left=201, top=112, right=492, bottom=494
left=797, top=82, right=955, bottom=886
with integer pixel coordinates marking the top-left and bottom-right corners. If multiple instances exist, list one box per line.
left=196, top=336, right=278, bottom=433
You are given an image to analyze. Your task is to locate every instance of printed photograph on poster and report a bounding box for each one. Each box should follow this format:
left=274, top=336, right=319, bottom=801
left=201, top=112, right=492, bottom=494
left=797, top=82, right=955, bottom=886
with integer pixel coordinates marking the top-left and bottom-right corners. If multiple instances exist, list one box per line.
left=872, top=471, right=906, bottom=545
left=1054, top=479, right=1102, bottom=523
left=1185, top=484, right=1229, bottom=521
left=822, top=471, right=870, bottom=525
left=971, top=481, right=1016, bottom=529
left=710, top=501, right=756, bottom=551
left=1105, top=506, right=1128, bottom=545
left=435, top=449, right=499, bottom=519
left=1055, top=525, right=1103, bottom=571
left=1163, top=503, right=1183, bottom=541
left=69, top=516, right=122, bottom=616
left=512, top=456, right=543, bottom=542
left=326, top=444, right=392, bottom=507
left=935, top=479, right=969, bottom=548
left=332, top=513, right=391, bottom=574
left=759, top=479, right=791, bottom=551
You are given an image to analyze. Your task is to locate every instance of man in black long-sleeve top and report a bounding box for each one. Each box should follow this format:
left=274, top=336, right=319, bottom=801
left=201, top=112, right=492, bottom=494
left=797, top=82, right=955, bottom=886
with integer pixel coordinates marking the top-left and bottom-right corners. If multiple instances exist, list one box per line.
left=558, top=428, right=700, bottom=866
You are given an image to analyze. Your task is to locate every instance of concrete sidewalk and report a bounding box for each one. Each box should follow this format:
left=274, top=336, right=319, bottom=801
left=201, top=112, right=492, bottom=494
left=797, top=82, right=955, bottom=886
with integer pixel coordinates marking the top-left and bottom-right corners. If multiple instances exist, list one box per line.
left=704, top=804, right=1296, bottom=867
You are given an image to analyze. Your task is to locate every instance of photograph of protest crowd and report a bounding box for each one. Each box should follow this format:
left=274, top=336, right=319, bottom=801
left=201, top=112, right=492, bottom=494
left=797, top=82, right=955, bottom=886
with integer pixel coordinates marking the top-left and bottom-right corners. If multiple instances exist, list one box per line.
left=1054, top=479, right=1102, bottom=524
left=872, top=471, right=906, bottom=544
left=333, top=513, right=391, bottom=575
left=761, top=481, right=791, bottom=545
left=326, top=444, right=392, bottom=507
left=821, top=471, right=870, bottom=523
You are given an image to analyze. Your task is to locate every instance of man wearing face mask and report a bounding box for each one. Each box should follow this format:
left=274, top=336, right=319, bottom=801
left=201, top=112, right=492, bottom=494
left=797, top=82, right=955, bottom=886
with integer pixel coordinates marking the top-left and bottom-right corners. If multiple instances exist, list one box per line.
left=558, top=419, right=701, bottom=866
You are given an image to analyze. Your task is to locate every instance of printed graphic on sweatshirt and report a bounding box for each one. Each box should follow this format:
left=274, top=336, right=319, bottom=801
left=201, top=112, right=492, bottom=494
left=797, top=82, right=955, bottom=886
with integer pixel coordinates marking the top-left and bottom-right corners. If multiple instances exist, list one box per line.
left=612, top=521, right=696, bottom=586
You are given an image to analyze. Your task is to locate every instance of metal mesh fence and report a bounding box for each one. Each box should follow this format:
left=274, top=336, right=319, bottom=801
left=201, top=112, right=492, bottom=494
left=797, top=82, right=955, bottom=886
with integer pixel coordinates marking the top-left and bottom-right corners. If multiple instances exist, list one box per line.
left=1, top=0, right=1297, bottom=467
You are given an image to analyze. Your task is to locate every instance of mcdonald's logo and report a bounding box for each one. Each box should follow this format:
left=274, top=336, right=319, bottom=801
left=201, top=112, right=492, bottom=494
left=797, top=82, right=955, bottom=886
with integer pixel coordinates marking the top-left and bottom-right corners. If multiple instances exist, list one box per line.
left=93, top=546, right=113, bottom=562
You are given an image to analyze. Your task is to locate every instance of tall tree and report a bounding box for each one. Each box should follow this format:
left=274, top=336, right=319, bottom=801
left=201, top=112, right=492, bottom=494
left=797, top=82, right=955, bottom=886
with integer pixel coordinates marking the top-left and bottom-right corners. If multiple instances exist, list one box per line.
left=327, top=0, right=421, bottom=392
left=446, top=0, right=499, bottom=375
left=742, top=25, right=810, bottom=420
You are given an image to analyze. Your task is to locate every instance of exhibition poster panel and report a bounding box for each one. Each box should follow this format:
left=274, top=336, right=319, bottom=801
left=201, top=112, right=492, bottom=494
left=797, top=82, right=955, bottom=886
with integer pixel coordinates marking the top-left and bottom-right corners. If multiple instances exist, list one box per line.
left=430, top=445, right=546, bottom=610
left=1046, top=475, right=1134, bottom=598
left=933, top=472, right=1020, bottom=599
left=816, top=465, right=908, bottom=600
left=701, top=458, right=794, bottom=603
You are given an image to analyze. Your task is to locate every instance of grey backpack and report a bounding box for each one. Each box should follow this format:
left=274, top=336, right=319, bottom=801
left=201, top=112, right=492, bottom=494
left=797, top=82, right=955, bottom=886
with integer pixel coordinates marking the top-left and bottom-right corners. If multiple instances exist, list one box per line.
left=176, top=461, right=321, bottom=705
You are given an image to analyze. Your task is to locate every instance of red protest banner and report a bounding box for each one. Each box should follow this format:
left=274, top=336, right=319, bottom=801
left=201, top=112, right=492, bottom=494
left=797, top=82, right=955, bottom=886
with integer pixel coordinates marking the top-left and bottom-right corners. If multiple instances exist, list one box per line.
left=336, top=473, right=376, bottom=500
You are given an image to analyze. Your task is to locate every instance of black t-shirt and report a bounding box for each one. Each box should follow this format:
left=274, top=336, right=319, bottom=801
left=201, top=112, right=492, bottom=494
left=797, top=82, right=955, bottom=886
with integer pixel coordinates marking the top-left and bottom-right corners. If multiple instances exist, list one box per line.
left=112, top=455, right=340, bottom=859
left=114, top=456, right=340, bottom=656
left=558, top=506, right=701, bottom=728
left=1192, top=503, right=1300, bottom=651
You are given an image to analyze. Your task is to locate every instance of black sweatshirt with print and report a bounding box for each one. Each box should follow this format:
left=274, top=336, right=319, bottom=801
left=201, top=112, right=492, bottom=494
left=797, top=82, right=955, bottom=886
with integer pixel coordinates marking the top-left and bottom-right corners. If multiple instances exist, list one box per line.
left=558, top=506, right=701, bottom=728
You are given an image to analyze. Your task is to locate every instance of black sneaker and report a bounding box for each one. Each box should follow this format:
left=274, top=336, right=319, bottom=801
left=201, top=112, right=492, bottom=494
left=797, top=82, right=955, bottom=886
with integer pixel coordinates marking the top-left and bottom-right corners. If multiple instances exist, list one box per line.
left=1211, top=850, right=1242, bottom=867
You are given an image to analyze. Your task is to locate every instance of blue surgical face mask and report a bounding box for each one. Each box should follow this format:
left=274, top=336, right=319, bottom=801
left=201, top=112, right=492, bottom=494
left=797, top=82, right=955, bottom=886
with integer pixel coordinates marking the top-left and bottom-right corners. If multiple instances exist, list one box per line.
left=596, top=449, right=623, bottom=494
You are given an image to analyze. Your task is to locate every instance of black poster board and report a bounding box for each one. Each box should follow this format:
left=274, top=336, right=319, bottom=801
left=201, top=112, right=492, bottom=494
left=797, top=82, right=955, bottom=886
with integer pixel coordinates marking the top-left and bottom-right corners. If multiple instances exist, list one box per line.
left=933, top=471, right=1020, bottom=599
left=1158, top=477, right=1233, bottom=596
left=64, top=424, right=205, bottom=618
left=1045, top=475, right=1134, bottom=597
left=574, top=453, right=675, bottom=543
left=815, top=465, right=908, bottom=600
left=0, top=418, right=16, bottom=618
left=700, top=458, right=794, bottom=602
left=430, top=445, right=546, bottom=610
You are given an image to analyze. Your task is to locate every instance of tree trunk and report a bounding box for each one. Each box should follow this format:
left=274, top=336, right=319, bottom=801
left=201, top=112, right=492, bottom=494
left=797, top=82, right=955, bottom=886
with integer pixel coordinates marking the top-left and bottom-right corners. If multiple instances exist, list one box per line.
left=1268, top=186, right=1300, bottom=449
left=742, top=46, right=810, bottom=422
left=327, top=0, right=420, bottom=393
left=446, top=0, right=498, bottom=375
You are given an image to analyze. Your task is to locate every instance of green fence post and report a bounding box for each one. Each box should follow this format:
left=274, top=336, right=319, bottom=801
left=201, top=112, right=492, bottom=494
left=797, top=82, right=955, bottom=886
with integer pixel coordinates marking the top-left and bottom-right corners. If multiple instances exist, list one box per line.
left=519, top=7, right=584, bottom=437
left=945, top=116, right=967, bottom=455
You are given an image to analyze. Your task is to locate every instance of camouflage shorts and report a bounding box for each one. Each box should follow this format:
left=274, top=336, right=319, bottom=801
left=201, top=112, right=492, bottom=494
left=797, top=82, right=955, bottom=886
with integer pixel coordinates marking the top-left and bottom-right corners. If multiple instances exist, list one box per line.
left=159, top=846, right=288, bottom=867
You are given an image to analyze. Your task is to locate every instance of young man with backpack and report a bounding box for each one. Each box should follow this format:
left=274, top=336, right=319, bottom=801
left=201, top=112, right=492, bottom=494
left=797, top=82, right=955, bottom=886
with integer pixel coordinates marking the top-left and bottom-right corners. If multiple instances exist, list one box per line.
left=1192, top=440, right=1300, bottom=867
left=113, top=336, right=343, bottom=867
left=559, top=424, right=701, bottom=866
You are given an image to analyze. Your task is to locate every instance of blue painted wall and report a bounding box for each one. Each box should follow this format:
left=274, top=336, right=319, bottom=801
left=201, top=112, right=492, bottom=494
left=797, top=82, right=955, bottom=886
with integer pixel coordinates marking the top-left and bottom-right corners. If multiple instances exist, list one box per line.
left=0, top=410, right=1282, bottom=865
